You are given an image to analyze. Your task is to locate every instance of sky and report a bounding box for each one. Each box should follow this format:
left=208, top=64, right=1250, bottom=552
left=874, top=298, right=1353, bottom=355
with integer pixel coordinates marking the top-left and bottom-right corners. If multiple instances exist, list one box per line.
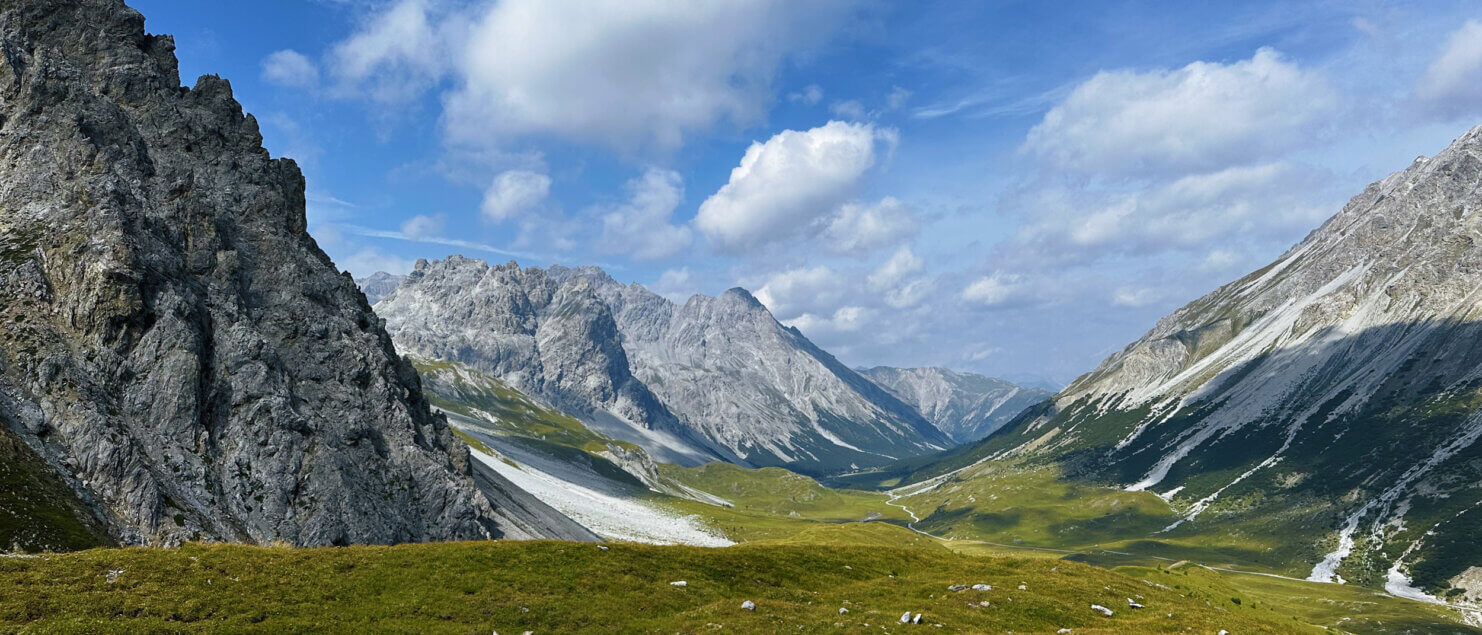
left=128, top=0, right=1482, bottom=388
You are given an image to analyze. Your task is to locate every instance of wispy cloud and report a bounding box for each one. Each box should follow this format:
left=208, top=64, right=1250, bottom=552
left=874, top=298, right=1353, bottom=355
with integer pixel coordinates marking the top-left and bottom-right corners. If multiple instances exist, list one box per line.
left=338, top=223, right=544, bottom=261
left=913, top=82, right=1073, bottom=120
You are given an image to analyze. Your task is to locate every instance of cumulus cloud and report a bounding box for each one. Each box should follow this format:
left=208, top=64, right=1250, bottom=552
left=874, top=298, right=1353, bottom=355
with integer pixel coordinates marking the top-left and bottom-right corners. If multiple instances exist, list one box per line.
left=596, top=168, right=694, bottom=260
left=433, top=0, right=858, bottom=151
left=649, top=268, right=696, bottom=303
left=1023, top=48, right=1335, bottom=176
left=480, top=169, right=552, bottom=223
left=784, top=306, right=872, bottom=337
left=752, top=267, right=848, bottom=320
left=330, top=0, right=452, bottom=103
left=962, top=273, right=1026, bottom=308
left=1414, top=20, right=1482, bottom=121
left=695, top=121, right=896, bottom=252
left=824, top=197, right=920, bottom=255
left=261, top=50, right=319, bottom=88
left=1014, top=162, right=1334, bottom=260
left=867, top=247, right=932, bottom=308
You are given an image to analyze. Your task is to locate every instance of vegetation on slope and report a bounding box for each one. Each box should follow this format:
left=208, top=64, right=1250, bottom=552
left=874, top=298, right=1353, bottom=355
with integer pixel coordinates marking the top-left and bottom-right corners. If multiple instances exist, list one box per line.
left=0, top=428, right=111, bottom=553
left=0, top=533, right=1317, bottom=633
left=412, top=356, right=650, bottom=488
left=658, top=462, right=914, bottom=542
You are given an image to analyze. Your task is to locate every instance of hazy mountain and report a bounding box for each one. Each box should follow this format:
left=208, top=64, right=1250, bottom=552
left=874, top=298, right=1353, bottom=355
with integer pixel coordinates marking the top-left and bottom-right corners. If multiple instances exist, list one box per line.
left=0, top=0, right=591, bottom=549
left=937, top=126, right=1482, bottom=596
left=858, top=367, right=1052, bottom=443
left=371, top=257, right=951, bottom=474
left=357, top=272, right=405, bottom=305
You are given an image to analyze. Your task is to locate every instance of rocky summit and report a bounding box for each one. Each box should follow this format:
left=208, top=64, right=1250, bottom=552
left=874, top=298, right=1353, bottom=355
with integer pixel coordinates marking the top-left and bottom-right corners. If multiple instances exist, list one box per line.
left=371, top=257, right=952, bottom=474
left=954, top=126, right=1482, bottom=595
left=0, top=0, right=590, bottom=549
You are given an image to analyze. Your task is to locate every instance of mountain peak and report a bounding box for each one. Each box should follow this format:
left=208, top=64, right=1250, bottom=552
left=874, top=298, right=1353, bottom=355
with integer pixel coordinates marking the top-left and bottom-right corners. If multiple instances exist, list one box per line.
left=0, top=0, right=589, bottom=547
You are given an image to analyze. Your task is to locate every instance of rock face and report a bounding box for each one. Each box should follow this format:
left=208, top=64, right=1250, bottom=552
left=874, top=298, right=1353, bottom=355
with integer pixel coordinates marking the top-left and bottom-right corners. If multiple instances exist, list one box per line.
left=0, top=0, right=590, bottom=547
left=964, top=126, right=1482, bottom=593
left=372, top=258, right=951, bottom=473
left=858, top=367, right=1051, bottom=443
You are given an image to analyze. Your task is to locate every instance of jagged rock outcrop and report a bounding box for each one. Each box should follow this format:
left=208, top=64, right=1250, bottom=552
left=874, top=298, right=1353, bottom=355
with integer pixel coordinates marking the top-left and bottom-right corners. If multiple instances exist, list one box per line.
left=858, top=367, right=1051, bottom=443
left=372, top=258, right=951, bottom=473
left=0, top=0, right=592, bottom=548
left=955, top=125, right=1482, bottom=595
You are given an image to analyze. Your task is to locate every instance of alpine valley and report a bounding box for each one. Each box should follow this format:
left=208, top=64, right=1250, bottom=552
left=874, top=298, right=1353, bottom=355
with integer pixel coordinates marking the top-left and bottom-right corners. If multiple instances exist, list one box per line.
left=4, top=0, right=1482, bottom=633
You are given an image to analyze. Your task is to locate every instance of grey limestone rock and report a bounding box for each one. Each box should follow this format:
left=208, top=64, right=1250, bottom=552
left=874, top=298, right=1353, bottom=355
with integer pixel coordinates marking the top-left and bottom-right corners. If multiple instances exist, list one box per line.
left=0, top=0, right=590, bottom=547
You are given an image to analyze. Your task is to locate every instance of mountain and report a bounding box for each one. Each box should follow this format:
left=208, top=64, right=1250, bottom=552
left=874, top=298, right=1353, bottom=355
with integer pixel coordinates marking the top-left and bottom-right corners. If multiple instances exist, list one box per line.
left=858, top=367, right=1053, bottom=443
left=356, top=272, right=405, bottom=305
left=921, top=125, right=1482, bottom=597
left=370, top=257, right=951, bottom=474
left=0, top=0, right=591, bottom=549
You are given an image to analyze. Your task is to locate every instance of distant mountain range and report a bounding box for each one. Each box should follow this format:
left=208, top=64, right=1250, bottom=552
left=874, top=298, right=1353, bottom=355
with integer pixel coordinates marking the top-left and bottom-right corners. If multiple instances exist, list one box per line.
left=858, top=367, right=1053, bottom=443
left=367, top=257, right=974, bottom=474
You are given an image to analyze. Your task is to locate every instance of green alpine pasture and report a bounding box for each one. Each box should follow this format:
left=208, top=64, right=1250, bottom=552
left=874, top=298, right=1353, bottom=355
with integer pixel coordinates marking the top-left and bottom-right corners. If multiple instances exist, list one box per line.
left=2, top=531, right=1316, bottom=634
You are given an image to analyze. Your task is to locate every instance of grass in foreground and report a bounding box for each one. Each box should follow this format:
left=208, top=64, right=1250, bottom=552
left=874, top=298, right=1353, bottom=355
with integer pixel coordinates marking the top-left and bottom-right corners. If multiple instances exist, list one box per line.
left=1, top=532, right=1309, bottom=634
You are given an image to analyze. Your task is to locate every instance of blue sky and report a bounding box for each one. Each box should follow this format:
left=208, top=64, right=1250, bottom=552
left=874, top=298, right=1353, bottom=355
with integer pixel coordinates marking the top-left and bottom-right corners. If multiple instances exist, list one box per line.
left=129, top=0, right=1482, bottom=387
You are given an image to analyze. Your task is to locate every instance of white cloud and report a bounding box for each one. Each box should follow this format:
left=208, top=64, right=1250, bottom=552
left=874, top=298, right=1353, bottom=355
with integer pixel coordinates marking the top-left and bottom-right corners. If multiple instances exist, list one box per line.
left=830, top=100, right=867, bottom=120
left=867, top=247, right=932, bottom=308
left=261, top=50, right=319, bottom=88
left=1414, top=20, right=1482, bottom=121
left=399, top=214, right=444, bottom=239
left=330, top=0, right=452, bottom=103
left=789, top=84, right=824, bottom=105
left=1014, top=162, right=1333, bottom=260
left=481, top=169, right=552, bottom=223
left=695, top=121, right=895, bottom=252
left=1200, top=249, right=1243, bottom=272
left=1111, top=286, right=1161, bottom=308
left=752, top=266, right=847, bottom=320
left=784, top=306, right=872, bottom=336
left=1023, top=48, right=1335, bottom=176
left=597, top=168, right=694, bottom=260
left=824, top=196, right=919, bottom=255
left=338, top=247, right=415, bottom=278
left=962, top=273, right=1025, bottom=308
left=650, top=268, right=696, bottom=303
left=867, top=247, right=924, bottom=291
left=441, top=0, right=858, bottom=150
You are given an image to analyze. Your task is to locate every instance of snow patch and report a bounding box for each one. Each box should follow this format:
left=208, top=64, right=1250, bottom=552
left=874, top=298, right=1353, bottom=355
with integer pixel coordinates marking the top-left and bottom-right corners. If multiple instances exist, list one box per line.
left=469, top=448, right=733, bottom=547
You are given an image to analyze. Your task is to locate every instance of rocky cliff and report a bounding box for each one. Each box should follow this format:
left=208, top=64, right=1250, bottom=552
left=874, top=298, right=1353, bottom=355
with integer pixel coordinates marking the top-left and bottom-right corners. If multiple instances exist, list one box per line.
left=0, top=0, right=591, bottom=548
left=372, top=258, right=952, bottom=473
left=858, top=367, right=1051, bottom=443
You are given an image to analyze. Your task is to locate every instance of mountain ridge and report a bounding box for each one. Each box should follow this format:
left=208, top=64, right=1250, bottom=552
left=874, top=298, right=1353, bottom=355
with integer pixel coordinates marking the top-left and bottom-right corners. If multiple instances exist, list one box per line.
left=370, top=256, right=952, bottom=474
left=906, top=124, right=1482, bottom=598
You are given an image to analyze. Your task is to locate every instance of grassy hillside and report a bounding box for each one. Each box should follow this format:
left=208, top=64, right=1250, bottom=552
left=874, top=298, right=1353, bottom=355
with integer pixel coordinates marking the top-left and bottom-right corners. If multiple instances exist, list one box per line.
left=1, top=532, right=1325, bottom=633
left=657, top=462, right=915, bottom=542
left=0, top=427, right=112, bottom=553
